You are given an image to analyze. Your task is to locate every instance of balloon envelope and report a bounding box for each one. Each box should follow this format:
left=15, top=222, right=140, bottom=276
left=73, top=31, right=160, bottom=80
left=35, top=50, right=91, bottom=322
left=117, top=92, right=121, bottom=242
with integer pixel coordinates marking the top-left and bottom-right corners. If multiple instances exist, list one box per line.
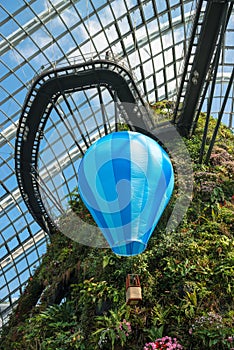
left=78, top=131, right=174, bottom=256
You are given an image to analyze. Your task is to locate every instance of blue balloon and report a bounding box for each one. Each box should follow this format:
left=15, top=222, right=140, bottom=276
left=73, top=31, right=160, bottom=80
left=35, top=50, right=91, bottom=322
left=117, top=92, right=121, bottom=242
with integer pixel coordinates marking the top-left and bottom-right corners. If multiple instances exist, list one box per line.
left=78, top=131, right=174, bottom=256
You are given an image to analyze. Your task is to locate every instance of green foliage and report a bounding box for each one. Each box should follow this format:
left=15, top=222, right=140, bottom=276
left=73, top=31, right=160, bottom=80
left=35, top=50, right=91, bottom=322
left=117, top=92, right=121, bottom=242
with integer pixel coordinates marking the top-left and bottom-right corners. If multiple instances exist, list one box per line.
left=150, top=100, right=174, bottom=123
left=77, top=279, right=120, bottom=305
left=1, top=107, right=233, bottom=350
left=67, top=186, right=96, bottom=225
left=91, top=305, right=132, bottom=349
left=18, top=303, right=85, bottom=350
left=189, top=312, right=234, bottom=349
left=144, top=324, right=164, bottom=343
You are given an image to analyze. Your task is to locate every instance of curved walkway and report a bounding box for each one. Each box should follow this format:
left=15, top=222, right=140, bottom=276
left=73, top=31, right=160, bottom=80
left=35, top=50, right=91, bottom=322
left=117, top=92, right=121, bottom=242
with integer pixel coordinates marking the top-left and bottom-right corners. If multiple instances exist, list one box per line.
left=15, top=59, right=153, bottom=233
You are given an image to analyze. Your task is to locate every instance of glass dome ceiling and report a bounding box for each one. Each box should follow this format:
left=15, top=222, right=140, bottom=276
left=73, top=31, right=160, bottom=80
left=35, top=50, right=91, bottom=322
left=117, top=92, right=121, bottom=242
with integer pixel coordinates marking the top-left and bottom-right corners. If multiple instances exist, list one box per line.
left=0, top=0, right=233, bottom=326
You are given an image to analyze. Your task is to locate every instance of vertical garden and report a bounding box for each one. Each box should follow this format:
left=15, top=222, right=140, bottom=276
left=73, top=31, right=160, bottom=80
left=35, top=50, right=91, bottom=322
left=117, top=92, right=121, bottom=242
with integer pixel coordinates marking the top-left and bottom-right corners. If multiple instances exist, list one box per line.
left=1, top=109, right=233, bottom=350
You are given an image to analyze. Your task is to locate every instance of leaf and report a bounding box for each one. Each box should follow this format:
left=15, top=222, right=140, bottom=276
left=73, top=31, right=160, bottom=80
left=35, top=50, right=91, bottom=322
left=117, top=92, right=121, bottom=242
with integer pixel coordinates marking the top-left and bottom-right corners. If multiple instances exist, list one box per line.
left=103, top=255, right=110, bottom=269
left=92, top=327, right=107, bottom=336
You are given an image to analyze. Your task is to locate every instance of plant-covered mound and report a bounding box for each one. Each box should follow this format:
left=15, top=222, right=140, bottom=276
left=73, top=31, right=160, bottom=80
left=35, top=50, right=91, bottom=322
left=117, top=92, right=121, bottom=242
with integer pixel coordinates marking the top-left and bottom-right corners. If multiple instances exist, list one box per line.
left=1, top=110, right=233, bottom=350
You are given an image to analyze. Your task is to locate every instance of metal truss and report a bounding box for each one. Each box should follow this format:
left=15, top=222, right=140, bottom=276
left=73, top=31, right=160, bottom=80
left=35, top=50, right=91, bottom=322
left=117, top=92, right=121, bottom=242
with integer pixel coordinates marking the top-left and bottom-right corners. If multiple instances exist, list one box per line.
left=173, top=0, right=234, bottom=162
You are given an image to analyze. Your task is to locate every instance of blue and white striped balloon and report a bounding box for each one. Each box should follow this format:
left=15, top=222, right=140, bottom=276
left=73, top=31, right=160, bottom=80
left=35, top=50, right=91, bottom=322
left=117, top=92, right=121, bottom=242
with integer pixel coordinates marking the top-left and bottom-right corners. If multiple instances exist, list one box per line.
left=78, top=131, right=174, bottom=256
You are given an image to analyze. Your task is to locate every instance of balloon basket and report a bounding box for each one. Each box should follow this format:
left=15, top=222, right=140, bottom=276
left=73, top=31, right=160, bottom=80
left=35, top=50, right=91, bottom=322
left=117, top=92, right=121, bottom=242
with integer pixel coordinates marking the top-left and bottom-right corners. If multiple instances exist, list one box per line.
left=126, top=274, right=142, bottom=305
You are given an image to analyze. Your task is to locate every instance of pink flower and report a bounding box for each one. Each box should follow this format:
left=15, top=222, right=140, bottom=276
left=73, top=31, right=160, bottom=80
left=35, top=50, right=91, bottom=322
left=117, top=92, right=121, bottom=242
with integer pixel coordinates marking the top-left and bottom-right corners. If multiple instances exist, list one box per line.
left=126, top=322, right=131, bottom=332
left=144, top=336, right=183, bottom=350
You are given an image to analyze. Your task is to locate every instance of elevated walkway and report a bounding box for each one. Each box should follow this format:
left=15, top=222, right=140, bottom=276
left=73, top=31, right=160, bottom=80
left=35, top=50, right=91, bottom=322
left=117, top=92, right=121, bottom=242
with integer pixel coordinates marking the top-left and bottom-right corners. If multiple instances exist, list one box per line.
left=15, top=59, right=153, bottom=234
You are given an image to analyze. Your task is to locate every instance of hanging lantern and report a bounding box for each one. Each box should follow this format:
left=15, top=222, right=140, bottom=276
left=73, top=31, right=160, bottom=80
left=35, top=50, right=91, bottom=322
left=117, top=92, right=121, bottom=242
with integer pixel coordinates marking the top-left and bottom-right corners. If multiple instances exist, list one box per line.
left=126, top=274, right=142, bottom=305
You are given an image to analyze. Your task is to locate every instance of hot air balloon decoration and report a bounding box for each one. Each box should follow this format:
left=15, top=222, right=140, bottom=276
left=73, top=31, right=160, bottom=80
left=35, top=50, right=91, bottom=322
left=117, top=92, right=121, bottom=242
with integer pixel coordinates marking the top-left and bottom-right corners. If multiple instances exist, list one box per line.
left=78, top=131, right=174, bottom=257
